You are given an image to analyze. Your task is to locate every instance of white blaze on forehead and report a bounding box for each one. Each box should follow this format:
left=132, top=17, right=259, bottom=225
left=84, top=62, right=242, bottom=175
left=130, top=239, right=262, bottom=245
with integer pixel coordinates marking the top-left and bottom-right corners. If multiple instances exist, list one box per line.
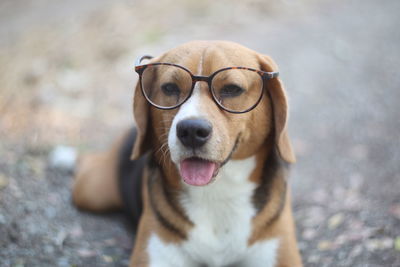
left=174, top=52, right=205, bottom=120
left=174, top=51, right=205, bottom=120
left=168, top=83, right=203, bottom=164
left=175, top=85, right=202, bottom=119
left=168, top=54, right=207, bottom=164
left=196, top=53, right=204, bottom=76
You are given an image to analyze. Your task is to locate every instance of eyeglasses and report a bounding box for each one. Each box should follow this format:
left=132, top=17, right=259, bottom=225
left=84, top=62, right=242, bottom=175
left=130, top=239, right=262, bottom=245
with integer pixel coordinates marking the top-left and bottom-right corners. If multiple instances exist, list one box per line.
left=134, top=55, right=279, bottom=114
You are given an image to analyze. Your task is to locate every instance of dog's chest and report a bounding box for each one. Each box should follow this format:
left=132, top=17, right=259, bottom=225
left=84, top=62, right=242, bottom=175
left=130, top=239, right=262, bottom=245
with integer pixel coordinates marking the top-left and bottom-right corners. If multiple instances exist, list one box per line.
left=180, top=158, right=258, bottom=266
left=147, top=157, right=280, bottom=267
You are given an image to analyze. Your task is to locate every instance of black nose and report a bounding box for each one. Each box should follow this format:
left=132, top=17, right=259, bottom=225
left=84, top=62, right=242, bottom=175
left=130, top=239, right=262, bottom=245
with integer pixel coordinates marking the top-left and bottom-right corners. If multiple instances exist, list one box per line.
left=177, top=119, right=212, bottom=148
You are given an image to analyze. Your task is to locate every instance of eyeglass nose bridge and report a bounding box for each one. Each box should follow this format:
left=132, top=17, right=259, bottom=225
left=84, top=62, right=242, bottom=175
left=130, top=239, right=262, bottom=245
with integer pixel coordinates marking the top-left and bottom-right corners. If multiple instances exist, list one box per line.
left=192, top=75, right=210, bottom=83
left=190, top=75, right=212, bottom=92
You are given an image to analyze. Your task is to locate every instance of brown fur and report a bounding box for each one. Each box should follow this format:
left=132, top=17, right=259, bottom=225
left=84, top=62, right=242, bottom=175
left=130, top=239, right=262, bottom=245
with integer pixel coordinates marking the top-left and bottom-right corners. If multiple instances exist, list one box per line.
left=72, top=133, right=126, bottom=212
left=72, top=41, right=302, bottom=267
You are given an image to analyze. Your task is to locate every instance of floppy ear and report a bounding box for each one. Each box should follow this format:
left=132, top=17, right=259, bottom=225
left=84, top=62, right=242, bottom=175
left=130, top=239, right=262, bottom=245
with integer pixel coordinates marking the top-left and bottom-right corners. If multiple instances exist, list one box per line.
left=258, top=54, right=296, bottom=163
left=131, top=81, right=151, bottom=160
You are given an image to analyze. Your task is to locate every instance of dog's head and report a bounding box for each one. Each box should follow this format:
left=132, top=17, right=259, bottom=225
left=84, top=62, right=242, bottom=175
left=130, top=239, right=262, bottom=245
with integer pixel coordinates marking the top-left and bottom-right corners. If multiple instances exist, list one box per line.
left=131, top=41, right=295, bottom=186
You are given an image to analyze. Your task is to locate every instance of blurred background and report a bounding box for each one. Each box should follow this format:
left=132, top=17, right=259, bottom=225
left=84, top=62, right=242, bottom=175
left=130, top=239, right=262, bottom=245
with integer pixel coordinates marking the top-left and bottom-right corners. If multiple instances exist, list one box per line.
left=0, top=0, right=399, bottom=266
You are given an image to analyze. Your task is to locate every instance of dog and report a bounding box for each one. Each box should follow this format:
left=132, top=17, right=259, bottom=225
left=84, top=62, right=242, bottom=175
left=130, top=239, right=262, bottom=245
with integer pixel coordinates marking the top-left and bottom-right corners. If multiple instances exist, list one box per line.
left=72, top=40, right=302, bottom=267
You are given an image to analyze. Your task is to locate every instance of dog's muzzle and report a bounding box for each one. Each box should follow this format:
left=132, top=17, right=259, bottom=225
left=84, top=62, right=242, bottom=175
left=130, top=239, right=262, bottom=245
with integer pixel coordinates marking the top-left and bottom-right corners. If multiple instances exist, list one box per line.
left=175, top=118, right=218, bottom=186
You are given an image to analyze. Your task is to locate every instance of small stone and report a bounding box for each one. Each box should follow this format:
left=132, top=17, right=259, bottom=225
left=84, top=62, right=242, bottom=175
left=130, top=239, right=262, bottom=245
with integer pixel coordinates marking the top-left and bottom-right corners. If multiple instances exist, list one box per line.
left=328, top=213, right=344, bottom=230
left=365, top=238, right=394, bottom=251
left=55, top=230, right=68, bottom=247
left=49, top=146, right=77, bottom=170
left=302, top=228, right=317, bottom=240
left=69, top=225, right=83, bottom=239
left=381, top=238, right=394, bottom=248
left=308, top=254, right=320, bottom=263
left=0, top=174, right=9, bottom=189
left=348, top=218, right=364, bottom=230
left=334, top=234, right=348, bottom=246
left=349, top=244, right=363, bottom=258
left=317, top=240, right=335, bottom=251
left=29, top=157, right=45, bottom=179
left=78, top=249, right=96, bottom=258
left=343, top=191, right=362, bottom=210
left=14, top=258, right=25, bottom=267
left=102, top=255, right=113, bottom=263
left=395, top=237, right=400, bottom=251
left=104, top=238, right=117, bottom=246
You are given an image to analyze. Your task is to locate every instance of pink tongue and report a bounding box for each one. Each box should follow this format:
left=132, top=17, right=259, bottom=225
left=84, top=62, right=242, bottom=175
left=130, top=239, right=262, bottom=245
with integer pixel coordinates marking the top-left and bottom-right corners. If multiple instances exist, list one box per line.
left=180, top=158, right=217, bottom=186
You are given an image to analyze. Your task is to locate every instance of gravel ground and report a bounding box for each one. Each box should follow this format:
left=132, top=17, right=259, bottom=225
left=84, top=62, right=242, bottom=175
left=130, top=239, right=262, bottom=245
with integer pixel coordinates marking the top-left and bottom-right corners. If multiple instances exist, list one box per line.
left=0, top=0, right=399, bottom=266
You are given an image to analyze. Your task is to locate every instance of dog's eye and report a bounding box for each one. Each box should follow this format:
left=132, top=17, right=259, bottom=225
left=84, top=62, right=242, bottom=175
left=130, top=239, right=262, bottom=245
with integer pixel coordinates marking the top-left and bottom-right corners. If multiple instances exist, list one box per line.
left=161, top=83, right=181, bottom=96
left=220, top=84, right=244, bottom=98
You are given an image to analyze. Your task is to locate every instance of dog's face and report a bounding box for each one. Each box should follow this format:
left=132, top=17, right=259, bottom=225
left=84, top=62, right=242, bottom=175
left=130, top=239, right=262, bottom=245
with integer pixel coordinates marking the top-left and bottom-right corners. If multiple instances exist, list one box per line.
left=132, top=41, right=295, bottom=186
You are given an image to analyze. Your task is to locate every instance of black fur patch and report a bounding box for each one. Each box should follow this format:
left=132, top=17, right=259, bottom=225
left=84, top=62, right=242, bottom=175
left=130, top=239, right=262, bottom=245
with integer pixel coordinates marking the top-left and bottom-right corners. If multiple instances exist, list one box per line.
left=118, top=127, right=147, bottom=232
left=147, top=167, right=188, bottom=239
left=252, top=149, right=288, bottom=226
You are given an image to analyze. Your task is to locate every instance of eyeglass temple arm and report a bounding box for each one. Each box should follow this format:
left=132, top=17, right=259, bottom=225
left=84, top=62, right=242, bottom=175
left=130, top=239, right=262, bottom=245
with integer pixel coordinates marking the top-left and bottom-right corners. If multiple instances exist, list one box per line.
left=135, top=55, right=154, bottom=67
left=135, top=56, right=279, bottom=79
left=265, top=72, right=279, bottom=79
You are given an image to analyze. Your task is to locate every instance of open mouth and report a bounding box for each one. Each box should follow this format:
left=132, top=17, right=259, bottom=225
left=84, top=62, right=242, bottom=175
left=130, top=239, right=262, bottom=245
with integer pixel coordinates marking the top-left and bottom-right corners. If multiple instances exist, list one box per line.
left=179, top=157, right=220, bottom=186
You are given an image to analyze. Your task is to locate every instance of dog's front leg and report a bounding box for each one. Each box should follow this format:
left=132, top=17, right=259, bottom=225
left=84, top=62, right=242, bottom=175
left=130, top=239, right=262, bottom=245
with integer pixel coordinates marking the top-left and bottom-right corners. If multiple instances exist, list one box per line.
left=147, top=234, right=198, bottom=267
left=239, top=236, right=302, bottom=267
left=131, top=232, right=198, bottom=267
left=237, top=238, right=281, bottom=267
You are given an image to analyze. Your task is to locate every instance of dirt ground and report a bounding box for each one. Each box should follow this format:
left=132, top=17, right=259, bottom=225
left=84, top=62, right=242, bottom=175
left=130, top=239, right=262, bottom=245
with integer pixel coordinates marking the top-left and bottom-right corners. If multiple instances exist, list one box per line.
left=0, top=0, right=399, bottom=266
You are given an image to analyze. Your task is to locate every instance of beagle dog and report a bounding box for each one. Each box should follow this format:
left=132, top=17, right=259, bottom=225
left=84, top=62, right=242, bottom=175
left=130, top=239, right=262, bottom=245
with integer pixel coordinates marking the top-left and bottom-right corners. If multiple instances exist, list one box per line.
left=72, top=41, right=302, bottom=267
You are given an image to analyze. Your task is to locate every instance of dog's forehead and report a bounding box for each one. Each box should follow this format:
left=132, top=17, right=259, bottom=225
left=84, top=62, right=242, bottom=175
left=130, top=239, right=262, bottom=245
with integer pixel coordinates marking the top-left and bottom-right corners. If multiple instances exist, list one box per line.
left=160, top=41, right=260, bottom=74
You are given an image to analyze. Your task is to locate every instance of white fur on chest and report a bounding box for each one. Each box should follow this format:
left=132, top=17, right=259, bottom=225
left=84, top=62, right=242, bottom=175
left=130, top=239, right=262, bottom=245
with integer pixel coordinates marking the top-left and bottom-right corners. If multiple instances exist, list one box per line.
left=147, top=157, right=279, bottom=267
left=180, top=157, right=257, bottom=266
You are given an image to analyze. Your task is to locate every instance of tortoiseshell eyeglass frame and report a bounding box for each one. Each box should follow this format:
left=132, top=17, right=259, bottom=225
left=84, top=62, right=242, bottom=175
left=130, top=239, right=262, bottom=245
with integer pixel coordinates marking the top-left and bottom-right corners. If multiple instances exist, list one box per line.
left=134, top=55, right=279, bottom=114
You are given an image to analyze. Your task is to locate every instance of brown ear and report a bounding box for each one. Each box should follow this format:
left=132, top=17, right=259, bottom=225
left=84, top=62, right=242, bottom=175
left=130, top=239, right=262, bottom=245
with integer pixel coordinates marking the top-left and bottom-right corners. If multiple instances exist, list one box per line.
left=258, top=54, right=296, bottom=163
left=131, top=81, right=151, bottom=160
